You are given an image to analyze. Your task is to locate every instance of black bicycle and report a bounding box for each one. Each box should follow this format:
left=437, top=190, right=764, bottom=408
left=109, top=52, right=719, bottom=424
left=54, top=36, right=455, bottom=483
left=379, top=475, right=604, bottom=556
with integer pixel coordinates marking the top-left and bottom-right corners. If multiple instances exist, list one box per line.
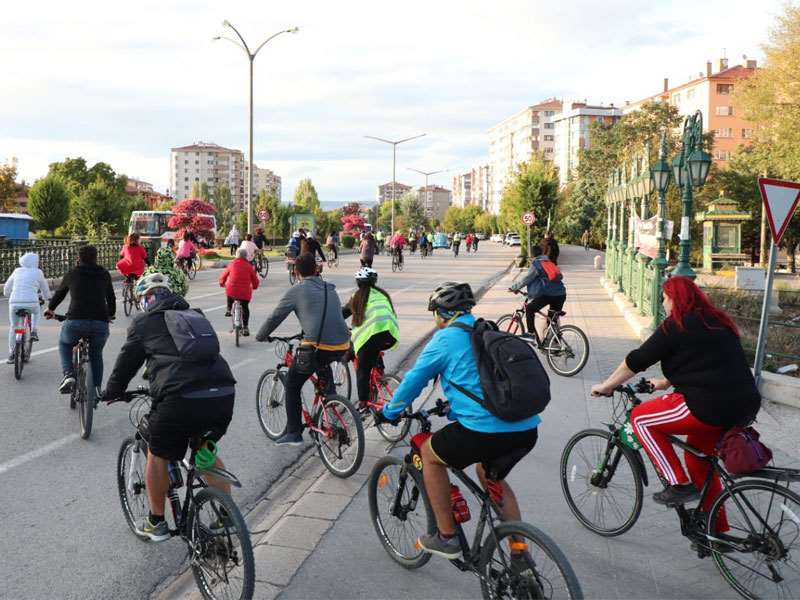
left=115, top=388, right=254, bottom=600
left=54, top=314, right=97, bottom=439
left=560, top=378, right=800, bottom=599
left=122, top=276, right=140, bottom=317
left=254, top=251, right=269, bottom=279
left=369, top=400, right=583, bottom=599
left=391, top=250, right=404, bottom=273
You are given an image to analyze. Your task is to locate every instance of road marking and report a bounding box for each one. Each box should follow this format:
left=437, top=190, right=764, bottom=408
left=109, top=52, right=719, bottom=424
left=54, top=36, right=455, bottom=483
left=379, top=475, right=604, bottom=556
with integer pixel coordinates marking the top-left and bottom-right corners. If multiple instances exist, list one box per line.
left=30, top=345, right=59, bottom=357
left=0, top=433, right=79, bottom=476
left=230, top=357, right=256, bottom=370
left=203, top=304, right=228, bottom=313
left=187, top=291, right=220, bottom=301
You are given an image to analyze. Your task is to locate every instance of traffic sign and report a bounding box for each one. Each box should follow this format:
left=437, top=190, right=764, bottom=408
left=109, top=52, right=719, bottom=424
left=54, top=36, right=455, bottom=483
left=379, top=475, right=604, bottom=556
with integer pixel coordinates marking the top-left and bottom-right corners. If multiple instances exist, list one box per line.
left=521, top=212, right=535, bottom=226
left=258, top=209, right=270, bottom=222
left=758, top=177, right=800, bottom=244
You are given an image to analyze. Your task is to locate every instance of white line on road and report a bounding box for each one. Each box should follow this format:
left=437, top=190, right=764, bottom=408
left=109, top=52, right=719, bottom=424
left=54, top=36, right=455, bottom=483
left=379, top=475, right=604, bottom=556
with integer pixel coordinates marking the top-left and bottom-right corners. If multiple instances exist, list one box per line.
left=229, top=357, right=256, bottom=370
left=203, top=304, right=228, bottom=313
left=0, top=433, right=79, bottom=476
left=187, top=291, right=221, bottom=301
left=30, top=345, right=59, bottom=357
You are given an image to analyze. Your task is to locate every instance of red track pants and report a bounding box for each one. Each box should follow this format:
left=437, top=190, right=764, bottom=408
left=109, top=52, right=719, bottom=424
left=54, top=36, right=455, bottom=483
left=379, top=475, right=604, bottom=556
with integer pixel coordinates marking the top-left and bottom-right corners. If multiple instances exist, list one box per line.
left=631, top=392, right=728, bottom=532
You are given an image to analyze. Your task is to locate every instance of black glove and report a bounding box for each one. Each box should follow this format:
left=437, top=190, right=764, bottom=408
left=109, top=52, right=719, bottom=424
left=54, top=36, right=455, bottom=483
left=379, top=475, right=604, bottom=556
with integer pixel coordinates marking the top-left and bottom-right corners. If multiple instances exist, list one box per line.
left=374, top=410, right=400, bottom=426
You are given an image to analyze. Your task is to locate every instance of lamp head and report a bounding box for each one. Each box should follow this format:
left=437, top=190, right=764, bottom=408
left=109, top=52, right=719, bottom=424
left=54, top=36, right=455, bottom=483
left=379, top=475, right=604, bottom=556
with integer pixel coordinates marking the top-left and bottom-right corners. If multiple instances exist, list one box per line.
left=687, top=148, right=712, bottom=188
left=223, top=20, right=231, bottom=27
left=289, top=26, right=299, bottom=33
left=212, top=36, right=221, bottom=41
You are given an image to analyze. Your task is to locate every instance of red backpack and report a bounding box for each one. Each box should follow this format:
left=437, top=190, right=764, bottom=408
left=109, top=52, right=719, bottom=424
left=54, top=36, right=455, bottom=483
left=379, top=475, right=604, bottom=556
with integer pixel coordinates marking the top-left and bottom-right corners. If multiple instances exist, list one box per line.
left=717, top=427, right=772, bottom=474
left=539, top=259, right=562, bottom=282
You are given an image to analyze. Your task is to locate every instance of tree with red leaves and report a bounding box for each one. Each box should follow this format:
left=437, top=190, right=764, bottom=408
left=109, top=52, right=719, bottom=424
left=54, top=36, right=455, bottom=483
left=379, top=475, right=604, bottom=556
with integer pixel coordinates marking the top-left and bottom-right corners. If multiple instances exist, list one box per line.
left=169, top=198, right=216, bottom=241
left=341, top=213, right=365, bottom=234
left=341, top=201, right=361, bottom=216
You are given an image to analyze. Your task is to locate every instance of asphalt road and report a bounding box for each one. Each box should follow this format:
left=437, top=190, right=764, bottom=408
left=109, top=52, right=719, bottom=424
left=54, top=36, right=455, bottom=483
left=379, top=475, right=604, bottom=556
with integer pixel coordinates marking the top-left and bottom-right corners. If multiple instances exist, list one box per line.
left=0, top=243, right=514, bottom=600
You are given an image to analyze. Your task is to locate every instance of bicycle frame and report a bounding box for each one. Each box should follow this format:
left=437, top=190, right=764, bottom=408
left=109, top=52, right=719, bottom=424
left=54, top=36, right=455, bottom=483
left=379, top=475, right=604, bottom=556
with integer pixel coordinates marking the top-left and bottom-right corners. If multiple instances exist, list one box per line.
left=14, top=312, right=31, bottom=344
left=352, top=352, right=391, bottom=410
left=508, top=299, right=561, bottom=346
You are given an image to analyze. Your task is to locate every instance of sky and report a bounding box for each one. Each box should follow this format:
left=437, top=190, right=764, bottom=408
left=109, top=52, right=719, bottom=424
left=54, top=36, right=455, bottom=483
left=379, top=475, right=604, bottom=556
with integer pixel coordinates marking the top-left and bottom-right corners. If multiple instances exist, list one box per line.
left=0, top=0, right=786, bottom=205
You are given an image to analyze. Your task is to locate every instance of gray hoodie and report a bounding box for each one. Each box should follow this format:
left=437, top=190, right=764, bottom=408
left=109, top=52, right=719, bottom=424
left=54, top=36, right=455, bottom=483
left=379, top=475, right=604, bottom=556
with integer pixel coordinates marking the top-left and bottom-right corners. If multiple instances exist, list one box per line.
left=3, top=253, right=51, bottom=304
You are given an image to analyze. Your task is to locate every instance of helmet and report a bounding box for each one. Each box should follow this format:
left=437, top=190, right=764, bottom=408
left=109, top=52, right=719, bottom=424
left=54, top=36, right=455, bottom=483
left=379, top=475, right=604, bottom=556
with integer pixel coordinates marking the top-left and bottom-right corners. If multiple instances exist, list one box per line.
left=355, top=267, right=378, bottom=285
left=135, top=272, right=172, bottom=299
left=427, top=281, right=475, bottom=312
left=292, top=231, right=301, bottom=238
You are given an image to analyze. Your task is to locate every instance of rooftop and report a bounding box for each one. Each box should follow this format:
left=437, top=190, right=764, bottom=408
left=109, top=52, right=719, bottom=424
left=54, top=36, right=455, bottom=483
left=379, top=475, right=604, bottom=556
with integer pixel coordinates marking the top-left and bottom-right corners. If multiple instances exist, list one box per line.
left=171, top=141, right=242, bottom=153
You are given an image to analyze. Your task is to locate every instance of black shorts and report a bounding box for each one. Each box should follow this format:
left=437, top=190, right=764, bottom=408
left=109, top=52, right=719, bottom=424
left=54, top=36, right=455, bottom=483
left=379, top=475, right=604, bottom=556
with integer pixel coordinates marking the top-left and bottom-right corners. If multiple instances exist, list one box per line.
left=527, top=294, right=566, bottom=315
left=430, top=421, right=538, bottom=481
left=148, top=394, right=234, bottom=461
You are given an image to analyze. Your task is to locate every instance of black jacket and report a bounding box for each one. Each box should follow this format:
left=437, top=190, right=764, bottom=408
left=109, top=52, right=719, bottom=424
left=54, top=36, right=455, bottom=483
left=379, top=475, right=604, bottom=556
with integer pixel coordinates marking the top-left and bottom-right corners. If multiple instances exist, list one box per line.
left=303, top=237, right=326, bottom=261
left=105, top=295, right=236, bottom=401
left=49, top=264, right=116, bottom=320
left=625, top=313, right=760, bottom=427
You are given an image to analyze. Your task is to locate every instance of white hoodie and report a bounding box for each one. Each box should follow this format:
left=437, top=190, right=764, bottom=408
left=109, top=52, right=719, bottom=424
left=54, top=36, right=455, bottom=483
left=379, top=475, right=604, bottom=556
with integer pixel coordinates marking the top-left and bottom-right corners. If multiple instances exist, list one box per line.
left=3, top=253, right=51, bottom=304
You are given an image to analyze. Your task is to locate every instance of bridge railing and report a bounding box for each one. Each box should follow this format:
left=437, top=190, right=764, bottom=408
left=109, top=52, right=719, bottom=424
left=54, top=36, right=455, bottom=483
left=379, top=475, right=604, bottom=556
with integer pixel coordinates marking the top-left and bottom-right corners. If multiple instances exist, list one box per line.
left=0, top=240, right=123, bottom=282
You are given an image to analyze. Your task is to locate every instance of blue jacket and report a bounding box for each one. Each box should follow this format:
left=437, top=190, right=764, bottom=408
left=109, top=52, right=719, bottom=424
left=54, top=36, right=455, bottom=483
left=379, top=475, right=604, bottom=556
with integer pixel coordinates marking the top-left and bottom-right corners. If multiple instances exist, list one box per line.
left=511, top=256, right=566, bottom=298
left=383, top=314, right=540, bottom=433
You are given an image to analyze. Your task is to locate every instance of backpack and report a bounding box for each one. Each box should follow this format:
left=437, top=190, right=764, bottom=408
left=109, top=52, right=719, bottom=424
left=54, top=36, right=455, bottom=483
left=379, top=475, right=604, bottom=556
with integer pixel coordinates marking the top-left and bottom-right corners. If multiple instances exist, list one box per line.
left=163, top=309, right=220, bottom=363
left=451, top=319, right=550, bottom=421
left=539, top=259, right=562, bottom=282
left=717, top=426, right=773, bottom=474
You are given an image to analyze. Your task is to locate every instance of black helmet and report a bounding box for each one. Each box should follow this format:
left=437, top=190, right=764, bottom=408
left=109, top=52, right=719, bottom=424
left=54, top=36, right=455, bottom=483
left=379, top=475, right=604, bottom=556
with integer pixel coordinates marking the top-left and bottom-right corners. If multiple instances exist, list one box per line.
left=428, top=281, right=475, bottom=312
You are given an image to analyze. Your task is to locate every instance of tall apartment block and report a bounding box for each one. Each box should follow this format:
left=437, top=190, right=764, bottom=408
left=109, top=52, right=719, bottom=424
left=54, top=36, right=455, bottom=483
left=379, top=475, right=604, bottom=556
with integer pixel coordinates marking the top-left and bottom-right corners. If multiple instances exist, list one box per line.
left=245, top=164, right=282, bottom=202
left=170, top=142, right=245, bottom=209
left=553, top=103, right=623, bottom=186
left=417, top=185, right=452, bottom=222
left=453, top=164, right=491, bottom=212
left=376, top=181, right=412, bottom=204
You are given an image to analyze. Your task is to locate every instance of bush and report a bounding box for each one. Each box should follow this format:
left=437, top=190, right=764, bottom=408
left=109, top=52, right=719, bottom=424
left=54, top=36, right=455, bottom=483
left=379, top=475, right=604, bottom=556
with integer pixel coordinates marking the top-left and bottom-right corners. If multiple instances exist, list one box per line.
left=342, top=235, right=356, bottom=249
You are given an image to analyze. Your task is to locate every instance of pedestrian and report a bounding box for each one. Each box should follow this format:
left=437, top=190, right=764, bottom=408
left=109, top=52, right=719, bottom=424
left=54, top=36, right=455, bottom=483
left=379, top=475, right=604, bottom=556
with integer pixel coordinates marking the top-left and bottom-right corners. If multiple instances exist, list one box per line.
left=581, top=229, right=590, bottom=251
left=225, top=225, right=240, bottom=256
left=359, top=232, right=377, bottom=268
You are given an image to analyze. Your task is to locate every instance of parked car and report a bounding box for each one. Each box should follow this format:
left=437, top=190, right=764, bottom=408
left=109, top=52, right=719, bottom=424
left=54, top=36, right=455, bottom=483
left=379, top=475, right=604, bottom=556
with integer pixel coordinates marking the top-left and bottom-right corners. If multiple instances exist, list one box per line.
left=503, top=232, right=517, bottom=245
left=490, top=233, right=503, bottom=243
left=507, top=234, right=521, bottom=246
left=475, top=233, right=486, bottom=240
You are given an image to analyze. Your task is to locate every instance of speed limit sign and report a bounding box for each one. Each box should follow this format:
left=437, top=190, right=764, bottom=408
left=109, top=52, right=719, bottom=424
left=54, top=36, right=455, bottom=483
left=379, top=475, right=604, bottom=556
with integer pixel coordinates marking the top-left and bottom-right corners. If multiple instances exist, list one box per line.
left=521, top=212, right=535, bottom=226
left=258, top=209, right=270, bottom=222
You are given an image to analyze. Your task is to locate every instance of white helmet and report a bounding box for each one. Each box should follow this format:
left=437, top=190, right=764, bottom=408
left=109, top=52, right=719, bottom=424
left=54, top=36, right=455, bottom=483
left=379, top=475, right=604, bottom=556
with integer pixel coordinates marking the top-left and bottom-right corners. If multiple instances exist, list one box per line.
left=292, top=231, right=301, bottom=238
left=134, top=272, right=172, bottom=299
left=355, top=267, right=378, bottom=285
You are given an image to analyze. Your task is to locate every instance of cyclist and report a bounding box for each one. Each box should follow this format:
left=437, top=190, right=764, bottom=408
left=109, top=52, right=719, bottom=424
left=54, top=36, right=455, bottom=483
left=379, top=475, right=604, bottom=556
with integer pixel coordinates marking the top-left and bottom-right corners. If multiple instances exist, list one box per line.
left=287, top=231, right=302, bottom=258
left=103, top=273, right=236, bottom=541
left=142, top=246, right=188, bottom=297
left=176, top=233, right=196, bottom=272
left=4, top=252, right=51, bottom=363
left=426, top=231, right=434, bottom=254
left=341, top=267, right=399, bottom=410
left=452, top=232, right=462, bottom=257
left=255, top=252, right=350, bottom=446
left=303, top=232, right=327, bottom=266
left=238, top=233, right=258, bottom=263
left=591, top=277, right=760, bottom=521
left=379, top=282, right=540, bottom=560
left=375, top=230, right=385, bottom=254
left=326, top=230, right=339, bottom=262
left=464, top=233, right=473, bottom=253
left=220, top=248, right=260, bottom=336
left=44, top=245, right=115, bottom=394
left=359, top=232, right=377, bottom=268
left=253, top=226, right=268, bottom=252
left=471, top=233, right=479, bottom=253
left=408, top=231, right=417, bottom=255
left=389, top=230, right=406, bottom=266
left=509, top=244, right=566, bottom=342
left=418, top=231, right=429, bottom=257
left=116, top=233, right=149, bottom=285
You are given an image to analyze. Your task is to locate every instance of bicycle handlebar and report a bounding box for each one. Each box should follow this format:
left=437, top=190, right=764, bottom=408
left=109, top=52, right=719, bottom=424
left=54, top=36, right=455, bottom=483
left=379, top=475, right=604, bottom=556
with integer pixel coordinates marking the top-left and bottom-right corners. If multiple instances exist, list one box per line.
left=264, top=333, right=304, bottom=343
left=613, top=378, right=655, bottom=397
left=105, top=386, right=150, bottom=405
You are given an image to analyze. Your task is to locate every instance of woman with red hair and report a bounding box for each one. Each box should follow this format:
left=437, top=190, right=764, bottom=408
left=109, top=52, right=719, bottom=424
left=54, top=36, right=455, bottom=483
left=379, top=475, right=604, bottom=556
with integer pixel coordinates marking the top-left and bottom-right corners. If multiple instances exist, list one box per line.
left=591, top=276, right=760, bottom=523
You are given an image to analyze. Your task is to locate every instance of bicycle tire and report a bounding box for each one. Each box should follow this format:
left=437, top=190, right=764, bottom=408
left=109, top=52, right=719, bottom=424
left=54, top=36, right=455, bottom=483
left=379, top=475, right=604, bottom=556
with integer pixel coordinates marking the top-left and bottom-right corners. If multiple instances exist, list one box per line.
left=398, top=259, right=403, bottom=272
left=123, top=285, right=133, bottom=317
left=312, top=395, right=364, bottom=478
left=13, top=341, right=23, bottom=380
left=331, top=359, right=352, bottom=401
left=289, top=269, right=296, bottom=285
left=546, top=324, right=589, bottom=377
left=479, top=521, right=584, bottom=600
left=24, top=324, right=33, bottom=362
left=79, top=361, right=94, bottom=440
left=188, top=487, right=255, bottom=600
left=256, top=369, right=288, bottom=440
left=188, top=260, right=197, bottom=280
left=235, top=325, right=240, bottom=347
left=391, top=259, right=398, bottom=273
left=259, top=256, right=269, bottom=279
left=372, top=375, right=410, bottom=443
left=116, top=436, right=150, bottom=541
left=560, top=428, right=643, bottom=536
left=368, top=455, right=434, bottom=569
left=707, top=479, right=800, bottom=599
left=495, top=313, right=526, bottom=336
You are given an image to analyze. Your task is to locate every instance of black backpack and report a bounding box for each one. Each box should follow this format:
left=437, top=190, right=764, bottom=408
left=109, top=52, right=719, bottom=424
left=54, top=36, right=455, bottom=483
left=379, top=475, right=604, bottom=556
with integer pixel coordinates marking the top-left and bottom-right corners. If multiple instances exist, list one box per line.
left=163, top=309, right=220, bottom=363
left=451, top=319, right=550, bottom=421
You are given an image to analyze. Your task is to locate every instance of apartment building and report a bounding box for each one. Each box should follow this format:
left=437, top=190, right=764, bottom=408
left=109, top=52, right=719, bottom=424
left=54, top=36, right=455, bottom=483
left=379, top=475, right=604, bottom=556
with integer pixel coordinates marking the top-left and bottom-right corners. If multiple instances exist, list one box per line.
left=623, top=58, right=758, bottom=165
left=452, top=172, right=472, bottom=208
left=487, top=98, right=562, bottom=214
left=553, top=103, right=623, bottom=186
left=245, top=164, right=282, bottom=202
left=377, top=181, right=412, bottom=204
left=417, top=185, right=451, bottom=222
left=452, top=164, right=492, bottom=212
left=170, top=142, right=245, bottom=209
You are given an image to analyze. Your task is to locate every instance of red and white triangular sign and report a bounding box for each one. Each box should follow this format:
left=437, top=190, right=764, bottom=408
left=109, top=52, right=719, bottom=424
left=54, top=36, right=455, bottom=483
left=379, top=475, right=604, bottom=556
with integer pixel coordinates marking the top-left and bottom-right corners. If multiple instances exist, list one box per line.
left=758, top=177, right=800, bottom=244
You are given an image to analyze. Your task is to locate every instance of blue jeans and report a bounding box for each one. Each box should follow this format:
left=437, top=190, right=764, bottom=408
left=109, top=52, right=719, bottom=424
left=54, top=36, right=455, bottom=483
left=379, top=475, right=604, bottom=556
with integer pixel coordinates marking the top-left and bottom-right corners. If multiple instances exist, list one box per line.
left=59, top=319, right=110, bottom=387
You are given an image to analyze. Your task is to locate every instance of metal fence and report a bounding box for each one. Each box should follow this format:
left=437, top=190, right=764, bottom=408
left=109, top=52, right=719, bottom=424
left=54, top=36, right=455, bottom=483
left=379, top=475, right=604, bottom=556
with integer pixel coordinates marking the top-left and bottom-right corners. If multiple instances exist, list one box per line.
left=0, top=240, right=123, bottom=282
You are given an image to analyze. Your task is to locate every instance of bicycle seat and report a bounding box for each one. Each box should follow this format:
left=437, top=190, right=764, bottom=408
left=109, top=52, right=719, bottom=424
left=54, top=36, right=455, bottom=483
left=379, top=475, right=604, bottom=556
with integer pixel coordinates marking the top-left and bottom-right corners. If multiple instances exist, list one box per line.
left=15, top=309, right=31, bottom=316
left=484, top=445, right=531, bottom=481
left=548, top=310, right=566, bottom=317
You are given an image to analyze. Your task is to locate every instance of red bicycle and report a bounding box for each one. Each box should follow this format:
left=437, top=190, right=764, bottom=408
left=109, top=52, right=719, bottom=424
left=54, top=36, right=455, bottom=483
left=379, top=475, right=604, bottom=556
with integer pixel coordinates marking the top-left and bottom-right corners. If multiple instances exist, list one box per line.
left=255, top=334, right=365, bottom=478
left=349, top=351, right=410, bottom=443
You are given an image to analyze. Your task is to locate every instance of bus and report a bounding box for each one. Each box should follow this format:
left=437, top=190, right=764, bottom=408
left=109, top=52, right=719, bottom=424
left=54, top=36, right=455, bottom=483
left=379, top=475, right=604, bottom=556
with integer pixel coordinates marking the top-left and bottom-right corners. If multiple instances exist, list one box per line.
left=128, top=211, right=218, bottom=255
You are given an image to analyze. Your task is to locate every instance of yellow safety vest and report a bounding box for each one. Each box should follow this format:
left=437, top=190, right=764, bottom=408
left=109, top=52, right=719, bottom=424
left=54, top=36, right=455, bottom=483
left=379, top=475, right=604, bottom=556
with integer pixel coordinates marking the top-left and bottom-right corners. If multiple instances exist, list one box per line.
left=351, top=288, right=400, bottom=355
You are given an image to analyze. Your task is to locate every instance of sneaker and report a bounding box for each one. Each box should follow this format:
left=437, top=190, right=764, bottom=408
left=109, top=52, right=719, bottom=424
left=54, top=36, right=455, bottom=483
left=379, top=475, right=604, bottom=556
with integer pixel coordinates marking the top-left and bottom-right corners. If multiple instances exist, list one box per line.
left=275, top=431, right=303, bottom=447
left=224, top=311, right=232, bottom=317
left=653, top=483, right=700, bottom=506
left=59, top=373, right=76, bottom=394
left=6, top=355, right=14, bottom=364
left=242, top=328, right=250, bottom=337
left=31, top=330, right=39, bottom=342
left=417, top=532, right=462, bottom=559
left=138, top=516, right=170, bottom=542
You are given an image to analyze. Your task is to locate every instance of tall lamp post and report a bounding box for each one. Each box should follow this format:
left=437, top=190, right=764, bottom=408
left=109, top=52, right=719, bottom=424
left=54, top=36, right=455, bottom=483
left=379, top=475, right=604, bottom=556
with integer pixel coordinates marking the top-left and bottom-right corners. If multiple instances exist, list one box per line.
left=671, top=110, right=712, bottom=278
left=214, top=21, right=299, bottom=234
left=408, top=167, right=448, bottom=225
left=650, top=132, right=672, bottom=324
left=365, top=134, right=426, bottom=236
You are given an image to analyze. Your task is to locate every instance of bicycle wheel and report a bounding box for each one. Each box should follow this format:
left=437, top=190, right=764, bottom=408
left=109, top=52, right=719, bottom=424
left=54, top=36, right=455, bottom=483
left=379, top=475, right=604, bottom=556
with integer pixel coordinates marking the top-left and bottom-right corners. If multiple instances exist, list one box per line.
left=479, top=521, right=583, bottom=599
left=116, top=436, right=150, bottom=541
left=546, top=325, right=589, bottom=377
left=331, top=359, right=352, bottom=400
left=708, top=480, right=800, bottom=599
left=496, top=313, right=526, bottom=336
left=188, top=487, right=255, bottom=600
left=188, top=260, right=197, bottom=280
left=372, top=375, right=410, bottom=443
left=13, top=341, right=23, bottom=380
left=259, top=256, right=269, bottom=279
left=312, top=394, right=364, bottom=478
left=368, top=455, right=434, bottom=569
left=79, top=361, right=95, bottom=440
left=288, top=269, right=296, bottom=285
left=560, top=428, right=643, bottom=536
left=24, top=325, right=33, bottom=362
left=123, top=285, right=133, bottom=317
left=256, top=369, right=288, bottom=440
left=391, top=258, right=398, bottom=273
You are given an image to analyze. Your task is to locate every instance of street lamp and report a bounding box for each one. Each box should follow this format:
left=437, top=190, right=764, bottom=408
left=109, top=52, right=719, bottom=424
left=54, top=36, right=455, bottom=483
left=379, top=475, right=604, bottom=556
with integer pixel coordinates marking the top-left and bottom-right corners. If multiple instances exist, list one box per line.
left=365, top=133, right=426, bottom=236
left=408, top=167, right=448, bottom=225
left=650, top=132, right=672, bottom=325
left=214, top=21, right=299, bottom=234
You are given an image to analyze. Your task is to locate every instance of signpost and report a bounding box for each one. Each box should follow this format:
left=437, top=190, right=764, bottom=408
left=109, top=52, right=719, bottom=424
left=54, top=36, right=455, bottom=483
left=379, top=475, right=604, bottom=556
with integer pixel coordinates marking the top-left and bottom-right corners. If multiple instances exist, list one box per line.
left=521, top=211, right=535, bottom=259
left=753, top=177, right=800, bottom=382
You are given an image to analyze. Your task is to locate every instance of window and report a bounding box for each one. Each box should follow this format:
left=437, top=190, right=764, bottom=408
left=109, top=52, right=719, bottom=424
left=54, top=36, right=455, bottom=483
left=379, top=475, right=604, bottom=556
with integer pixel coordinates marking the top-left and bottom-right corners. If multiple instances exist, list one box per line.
left=714, top=150, right=732, bottom=160
left=544, top=110, right=555, bottom=117
left=687, top=89, right=695, bottom=100
left=742, top=128, right=753, bottom=139
left=671, top=93, right=681, bottom=104
left=717, top=223, right=737, bottom=248
left=195, top=160, right=199, bottom=164
left=715, top=106, right=734, bottom=116
left=184, top=177, right=188, bottom=182
left=544, top=122, right=554, bottom=129
left=544, top=135, right=554, bottom=141
left=716, top=84, right=734, bottom=95
left=544, top=147, right=553, bottom=153
left=714, top=128, right=733, bottom=138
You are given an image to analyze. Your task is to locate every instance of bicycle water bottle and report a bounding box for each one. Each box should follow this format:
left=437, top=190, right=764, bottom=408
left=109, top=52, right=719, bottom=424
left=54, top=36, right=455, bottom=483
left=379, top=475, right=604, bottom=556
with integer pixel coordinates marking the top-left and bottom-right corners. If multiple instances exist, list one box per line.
left=168, top=462, right=183, bottom=489
left=450, top=485, right=471, bottom=523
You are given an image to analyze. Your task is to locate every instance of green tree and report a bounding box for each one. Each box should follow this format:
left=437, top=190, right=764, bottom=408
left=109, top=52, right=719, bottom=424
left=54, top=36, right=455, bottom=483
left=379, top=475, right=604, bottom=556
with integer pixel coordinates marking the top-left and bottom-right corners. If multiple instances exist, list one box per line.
left=376, top=200, right=401, bottom=231
left=71, top=180, right=127, bottom=236
left=28, top=174, right=71, bottom=233
left=155, top=199, right=175, bottom=211
left=474, top=212, right=498, bottom=235
left=401, top=192, right=429, bottom=231
left=213, top=184, right=234, bottom=232
left=293, top=178, right=320, bottom=213
left=499, top=154, right=559, bottom=242
left=0, top=163, right=18, bottom=211
left=48, top=158, right=127, bottom=196
left=191, top=182, right=200, bottom=198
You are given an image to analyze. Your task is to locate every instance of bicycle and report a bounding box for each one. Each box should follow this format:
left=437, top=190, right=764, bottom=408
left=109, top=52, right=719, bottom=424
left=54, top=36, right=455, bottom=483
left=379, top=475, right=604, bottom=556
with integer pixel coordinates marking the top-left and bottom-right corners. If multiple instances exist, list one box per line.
left=420, top=245, right=428, bottom=260
left=115, top=388, right=254, bottom=600
left=11, top=307, right=35, bottom=380
left=286, top=255, right=297, bottom=285
left=369, top=399, right=583, bottom=599
left=391, top=250, right=404, bottom=273
left=231, top=300, right=243, bottom=347
left=179, top=256, right=198, bottom=281
left=453, top=242, right=461, bottom=258
left=346, top=351, right=407, bottom=443
left=122, top=276, right=141, bottom=317
left=560, top=378, right=800, bottom=599
left=255, top=334, right=365, bottom=478
left=54, top=314, right=97, bottom=439
left=326, top=249, right=339, bottom=269
left=253, top=251, right=269, bottom=280
left=496, top=293, right=589, bottom=377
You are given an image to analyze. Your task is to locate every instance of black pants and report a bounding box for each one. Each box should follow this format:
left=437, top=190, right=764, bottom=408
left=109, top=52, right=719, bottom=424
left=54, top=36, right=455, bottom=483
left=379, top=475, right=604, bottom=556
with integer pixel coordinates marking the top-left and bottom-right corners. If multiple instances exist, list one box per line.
left=327, top=244, right=338, bottom=259
left=355, top=331, right=396, bottom=403
left=229, top=244, right=237, bottom=256
left=525, top=294, right=566, bottom=335
left=360, top=257, right=373, bottom=268
left=285, top=349, right=345, bottom=434
left=226, top=297, right=250, bottom=327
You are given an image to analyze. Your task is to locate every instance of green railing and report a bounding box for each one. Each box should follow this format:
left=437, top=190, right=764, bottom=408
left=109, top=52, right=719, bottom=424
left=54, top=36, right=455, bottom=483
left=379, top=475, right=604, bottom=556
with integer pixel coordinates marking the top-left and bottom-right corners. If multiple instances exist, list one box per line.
left=641, top=264, right=655, bottom=316
left=0, top=240, right=122, bottom=282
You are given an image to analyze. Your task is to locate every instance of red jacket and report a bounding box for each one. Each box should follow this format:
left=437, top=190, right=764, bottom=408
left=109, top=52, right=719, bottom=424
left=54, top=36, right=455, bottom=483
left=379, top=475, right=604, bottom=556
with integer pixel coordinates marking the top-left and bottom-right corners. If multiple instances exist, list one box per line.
left=117, top=244, right=148, bottom=277
left=219, top=257, right=259, bottom=301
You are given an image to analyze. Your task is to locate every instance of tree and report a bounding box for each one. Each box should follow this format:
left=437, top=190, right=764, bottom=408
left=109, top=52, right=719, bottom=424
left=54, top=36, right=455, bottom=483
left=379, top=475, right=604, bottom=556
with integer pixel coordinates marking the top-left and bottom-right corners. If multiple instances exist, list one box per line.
left=341, top=213, right=365, bottom=234
left=213, top=184, right=234, bottom=232
left=0, top=163, right=18, bottom=211
left=155, top=199, right=175, bottom=211
left=499, top=154, right=560, bottom=242
left=28, top=174, right=71, bottom=233
left=474, top=212, right=498, bottom=235
left=200, top=182, right=210, bottom=202
left=49, top=158, right=127, bottom=196
left=376, top=200, right=402, bottom=231
left=191, top=182, right=200, bottom=198
left=341, top=201, right=362, bottom=217
left=293, top=178, right=320, bottom=213
left=401, top=192, right=429, bottom=231
left=169, top=198, right=216, bottom=242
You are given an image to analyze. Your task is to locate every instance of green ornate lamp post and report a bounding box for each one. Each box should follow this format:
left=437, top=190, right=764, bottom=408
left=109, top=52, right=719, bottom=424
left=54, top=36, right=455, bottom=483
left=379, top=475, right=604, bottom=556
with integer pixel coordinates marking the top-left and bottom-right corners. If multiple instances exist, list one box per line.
left=671, top=110, right=712, bottom=278
left=650, top=132, right=672, bottom=324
